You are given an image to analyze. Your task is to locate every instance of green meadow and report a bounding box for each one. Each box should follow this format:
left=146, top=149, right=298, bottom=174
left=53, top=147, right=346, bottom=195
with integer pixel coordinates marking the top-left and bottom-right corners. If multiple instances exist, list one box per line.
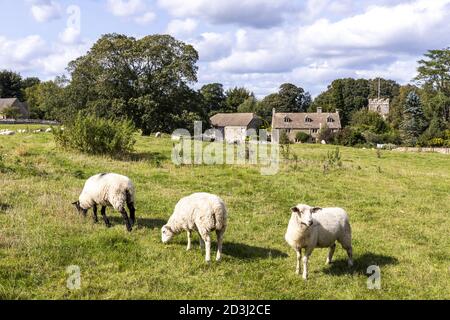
left=0, top=125, right=449, bottom=299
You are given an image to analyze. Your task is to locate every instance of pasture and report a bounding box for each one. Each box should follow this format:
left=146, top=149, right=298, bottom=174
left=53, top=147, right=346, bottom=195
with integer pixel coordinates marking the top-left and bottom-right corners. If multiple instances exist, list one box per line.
left=0, top=125, right=449, bottom=299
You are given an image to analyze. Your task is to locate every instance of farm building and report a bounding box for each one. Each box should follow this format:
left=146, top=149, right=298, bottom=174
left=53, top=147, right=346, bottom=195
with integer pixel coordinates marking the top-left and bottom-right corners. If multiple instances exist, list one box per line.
left=0, top=98, right=29, bottom=119
left=210, top=113, right=262, bottom=144
left=272, top=107, right=341, bottom=143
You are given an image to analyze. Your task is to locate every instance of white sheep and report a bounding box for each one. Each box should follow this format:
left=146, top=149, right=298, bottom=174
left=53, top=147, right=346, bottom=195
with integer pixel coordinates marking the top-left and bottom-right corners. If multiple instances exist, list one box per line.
left=72, top=173, right=136, bottom=232
left=155, top=132, right=162, bottom=138
left=0, top=129, right=15, bottom=136
left=161, top=193, right=227, bottom=262
left=285, top=204, right=353, bottom=279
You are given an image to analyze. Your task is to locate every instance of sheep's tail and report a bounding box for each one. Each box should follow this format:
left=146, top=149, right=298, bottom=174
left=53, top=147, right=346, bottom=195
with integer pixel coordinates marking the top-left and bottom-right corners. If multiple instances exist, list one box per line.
left=212, top=200, right=227, bottom=231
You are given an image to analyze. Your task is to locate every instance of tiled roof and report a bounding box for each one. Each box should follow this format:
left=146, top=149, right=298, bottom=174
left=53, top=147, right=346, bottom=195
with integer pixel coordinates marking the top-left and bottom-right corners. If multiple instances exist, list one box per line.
left=210, top=113, right=258, bottom=127
left=272, top=112, right=341, bottom=130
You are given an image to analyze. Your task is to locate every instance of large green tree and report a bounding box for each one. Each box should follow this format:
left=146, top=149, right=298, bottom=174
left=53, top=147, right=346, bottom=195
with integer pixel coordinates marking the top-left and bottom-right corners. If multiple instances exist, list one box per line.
left=0, top=70, right=23, bottom=100
left=200, top=83, right=226, bottom=115
left=225, top=87, right=254, bottom=112
left=65, top=33, right=202, bottom=134
left=415, top=47, right=450, bottom=95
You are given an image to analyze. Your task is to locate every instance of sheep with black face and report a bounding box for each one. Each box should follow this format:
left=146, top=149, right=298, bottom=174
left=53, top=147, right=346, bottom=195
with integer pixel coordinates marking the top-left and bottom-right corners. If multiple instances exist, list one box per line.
left=72, top=173, right=136, bottom=232
left=285, top=204, right=353, bottom=279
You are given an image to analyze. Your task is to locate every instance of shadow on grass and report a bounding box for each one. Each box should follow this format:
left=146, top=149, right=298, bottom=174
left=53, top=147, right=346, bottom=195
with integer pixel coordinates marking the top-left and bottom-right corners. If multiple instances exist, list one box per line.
left=224, top=242, right=288, bottom=260
left=108, top=216, right=166, bottom=230
left=323, top=252, right=398, bottom=276
left=118, top=152, right=168, bottom=163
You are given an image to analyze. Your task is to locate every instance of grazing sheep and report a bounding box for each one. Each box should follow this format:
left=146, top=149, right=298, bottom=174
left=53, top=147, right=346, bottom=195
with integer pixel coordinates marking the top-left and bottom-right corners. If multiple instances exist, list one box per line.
left=155, top=132, right=162, bottom=138
left=45, top=128, right=52, bottom=133
left=72, top=173, right=136, bottom=232
left=0, top=130, right=15, bottom=136
left=161, top=193, right=227, bottom=262
left=285, top=204, right=353, bottom=279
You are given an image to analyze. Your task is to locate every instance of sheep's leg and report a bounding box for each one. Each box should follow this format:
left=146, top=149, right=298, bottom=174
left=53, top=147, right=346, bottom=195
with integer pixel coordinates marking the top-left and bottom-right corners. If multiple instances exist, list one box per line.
left=92, top=205, right=99, bottom=223
left=216, top=229, right=225, bottom=262
left=186, top=230, right=192, bottom=251
left=326, top=243, right=336, bottom=265
left=295, top=249, right=302, bottom=275
left=346, top=246, right=354, bottom=267
left=203, top=233, right=211, bottom=263
left=101, top=206, right=111, bottom=228
left=127, top=202, right=136, bottom=226
left=302, top=248, right=313, bottom=280
left=120, top=208, right=133, bottom=232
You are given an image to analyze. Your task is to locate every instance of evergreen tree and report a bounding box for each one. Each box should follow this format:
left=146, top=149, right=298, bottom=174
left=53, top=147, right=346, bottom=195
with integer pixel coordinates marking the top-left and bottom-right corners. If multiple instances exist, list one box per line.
left=400, top=91, right=427, bottom=145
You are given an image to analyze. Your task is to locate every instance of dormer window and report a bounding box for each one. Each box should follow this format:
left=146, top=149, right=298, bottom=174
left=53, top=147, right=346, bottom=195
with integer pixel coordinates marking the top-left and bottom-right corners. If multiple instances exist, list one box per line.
left=305, top=116, right=313, bottom=123
left=327, top=116, right=334, bottom=123
left=284, top=116, right=292, bottom=123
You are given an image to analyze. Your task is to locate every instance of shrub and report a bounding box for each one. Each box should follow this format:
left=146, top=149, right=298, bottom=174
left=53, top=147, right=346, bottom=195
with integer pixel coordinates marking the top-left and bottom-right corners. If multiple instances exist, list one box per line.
left=428, top=138, right=445, bottom=147
left=318, top=126, right=333, bottom=143
left=53, top=114, right=137, bottom=156
left=332, top=128, right=366, bottom=146
left=295, top=131, right=310, bottom=143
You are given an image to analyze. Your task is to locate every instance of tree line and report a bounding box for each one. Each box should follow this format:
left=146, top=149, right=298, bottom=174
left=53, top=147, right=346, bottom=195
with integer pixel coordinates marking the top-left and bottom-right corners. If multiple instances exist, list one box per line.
left=0, top=33, right=449, bottom=147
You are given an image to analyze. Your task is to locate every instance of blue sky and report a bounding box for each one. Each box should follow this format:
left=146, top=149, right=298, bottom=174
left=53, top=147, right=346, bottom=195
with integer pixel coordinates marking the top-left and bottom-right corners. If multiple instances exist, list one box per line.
left=1, top=0, right=449, bottom=97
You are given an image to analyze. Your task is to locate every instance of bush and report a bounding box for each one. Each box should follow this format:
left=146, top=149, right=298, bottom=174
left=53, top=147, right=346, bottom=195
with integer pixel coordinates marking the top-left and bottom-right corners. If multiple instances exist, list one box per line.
left=428, top=138, right=445, bottom=147
left=318, top=126, right=333, bottom=143
left=332, top=128, right=366, bottom=146
left=53, top=114, right=137, bottom=156
left=295, top=131, right=310, bottom=143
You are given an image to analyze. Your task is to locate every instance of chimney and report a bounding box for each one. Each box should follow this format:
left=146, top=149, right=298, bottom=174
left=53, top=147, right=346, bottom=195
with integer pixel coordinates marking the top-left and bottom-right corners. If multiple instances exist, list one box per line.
left=317, top=107, right=322, bottom=114
left=335, top=108, right=340, bottom=115
left=272, top=108, right=276, bottom=116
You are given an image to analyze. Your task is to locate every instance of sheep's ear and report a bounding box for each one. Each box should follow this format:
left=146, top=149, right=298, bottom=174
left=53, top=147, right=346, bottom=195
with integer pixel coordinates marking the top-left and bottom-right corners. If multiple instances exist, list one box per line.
left=291, top=207, right=300, bottom=213
left=311, top=207, right=322, bottom=214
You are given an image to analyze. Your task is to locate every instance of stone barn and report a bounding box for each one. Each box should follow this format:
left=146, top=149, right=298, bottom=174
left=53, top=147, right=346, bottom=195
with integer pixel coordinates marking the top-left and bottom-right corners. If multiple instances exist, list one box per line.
left=210, top=113, right=262, bottom=144
left=0, top=98, right=29, bottom=119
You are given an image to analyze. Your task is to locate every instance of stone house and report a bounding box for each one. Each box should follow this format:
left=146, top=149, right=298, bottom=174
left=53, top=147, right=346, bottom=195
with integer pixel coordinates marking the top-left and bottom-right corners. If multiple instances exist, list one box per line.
left=0, top=98, right=30, bottom=119
left=210, top=113, right=262, bottom=144
left=271, top=107, right=341, bottom=143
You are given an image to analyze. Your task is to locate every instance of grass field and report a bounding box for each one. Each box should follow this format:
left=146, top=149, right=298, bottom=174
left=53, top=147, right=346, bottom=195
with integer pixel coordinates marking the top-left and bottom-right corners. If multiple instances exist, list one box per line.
left=0, top=124, right=449, bottom=300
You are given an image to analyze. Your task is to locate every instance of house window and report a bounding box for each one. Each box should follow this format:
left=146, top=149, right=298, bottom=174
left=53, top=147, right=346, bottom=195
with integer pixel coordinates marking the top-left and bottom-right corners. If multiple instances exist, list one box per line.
left=311, top=129, right=318, bottom=134
left=327, top=117, right=334, bottom=123
left=305, top=116, right=313, bottom=123
left=284, top=116, right=291, bottom=123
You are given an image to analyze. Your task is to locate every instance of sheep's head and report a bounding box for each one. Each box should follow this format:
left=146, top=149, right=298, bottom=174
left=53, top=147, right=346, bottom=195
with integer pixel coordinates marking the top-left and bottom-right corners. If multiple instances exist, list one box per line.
left=291, top=204, right=321, bottom=228
left=72, top=201, right=87, bottom=216
left=161, top=225, right=174, bottom=243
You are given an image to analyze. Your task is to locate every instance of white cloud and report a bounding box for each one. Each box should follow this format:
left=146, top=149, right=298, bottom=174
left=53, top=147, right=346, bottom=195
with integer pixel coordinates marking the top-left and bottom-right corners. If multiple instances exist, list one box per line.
left=135, top=11, right=156, bottom=25
left=166, top=19, right=198, bottom=38
left=158, top=0, right=295, bottom=27
left=29, top=0, right=62, bottom=23
left=191, top=32, right=233, bottom=62
left=107, top=0, right=145, bottom=17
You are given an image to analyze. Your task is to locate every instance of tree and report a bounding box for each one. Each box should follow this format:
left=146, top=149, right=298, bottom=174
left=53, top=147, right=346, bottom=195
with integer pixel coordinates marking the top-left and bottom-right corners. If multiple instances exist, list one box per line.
left=237, top=96, right=258, bottom=113
left=389, top=85, right=419, bottom=129
left=66, top=33, right=202, bottom=134
left=225, top=87, right=253, bottom=112
left=351, top=110, right=389, bottom=134
left=400, top=91, right=427, bottom=146
left=278, top=83, right=311, bottom=112
left=24, top=80, right=66, bottom=120
left=0, top=70, right=23, bottom=100
left=200, top=83, right=226, bottom=115
left=415, top=47, right=450, bottom=95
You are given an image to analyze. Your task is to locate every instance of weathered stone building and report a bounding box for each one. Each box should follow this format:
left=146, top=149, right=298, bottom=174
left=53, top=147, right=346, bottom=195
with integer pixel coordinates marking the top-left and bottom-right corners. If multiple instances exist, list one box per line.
left=271, top=107, right=342, bottom=143
left=368, top=98, right=389, bottom=119
left=210, top=113, right=262, bottom=144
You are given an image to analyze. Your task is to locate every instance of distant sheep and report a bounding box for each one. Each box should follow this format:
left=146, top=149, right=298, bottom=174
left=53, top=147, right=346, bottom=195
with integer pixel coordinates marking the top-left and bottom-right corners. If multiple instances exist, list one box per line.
left=72, top=173, right=136, bottom=232
left=285, top=204, right=353, bottom=279
left=161, top=193, right=227, bottom=262
left=155, top=132, right=162, bottom=138
left=0, top=130, right=15, bottom=136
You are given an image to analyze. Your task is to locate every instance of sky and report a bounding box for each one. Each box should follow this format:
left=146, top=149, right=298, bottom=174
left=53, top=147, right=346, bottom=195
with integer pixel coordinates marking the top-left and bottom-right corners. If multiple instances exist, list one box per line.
left=0, top=0, right=449, bottom=97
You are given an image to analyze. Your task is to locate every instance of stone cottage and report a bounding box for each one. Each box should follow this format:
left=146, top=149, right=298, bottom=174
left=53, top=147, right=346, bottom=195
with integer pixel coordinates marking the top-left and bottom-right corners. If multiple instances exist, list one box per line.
left=210, top=113, right=262, bottom=144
